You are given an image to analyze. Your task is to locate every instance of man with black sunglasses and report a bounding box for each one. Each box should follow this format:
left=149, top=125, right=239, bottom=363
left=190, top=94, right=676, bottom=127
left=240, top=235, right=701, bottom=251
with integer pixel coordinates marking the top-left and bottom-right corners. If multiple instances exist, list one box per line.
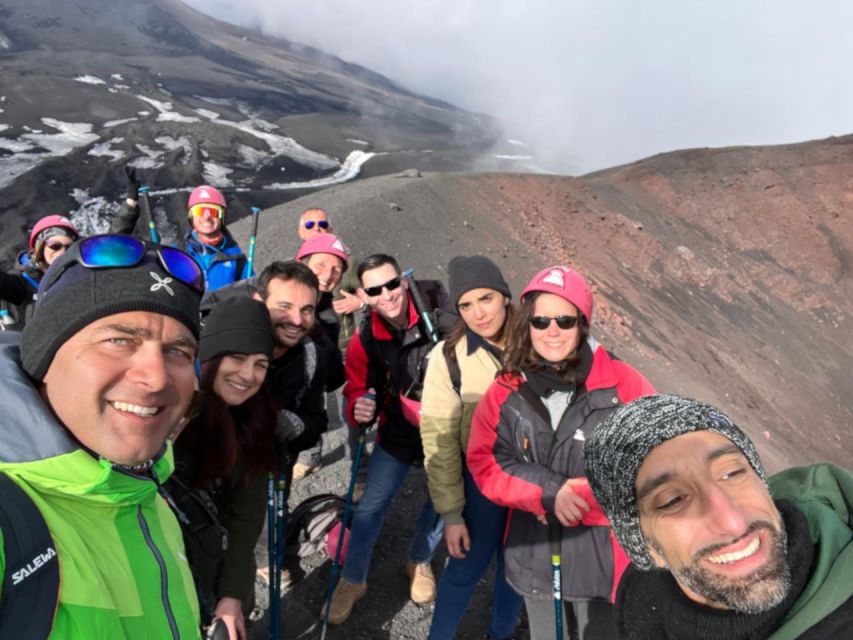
left=0, top=237, right=204, bottom=638
left=325, top=253, right=455, bottom=625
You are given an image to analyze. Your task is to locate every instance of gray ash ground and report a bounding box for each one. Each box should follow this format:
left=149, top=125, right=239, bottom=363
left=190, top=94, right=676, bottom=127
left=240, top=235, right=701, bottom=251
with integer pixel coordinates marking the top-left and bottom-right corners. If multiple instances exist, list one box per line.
left=251, top=416, right=528, bottom=639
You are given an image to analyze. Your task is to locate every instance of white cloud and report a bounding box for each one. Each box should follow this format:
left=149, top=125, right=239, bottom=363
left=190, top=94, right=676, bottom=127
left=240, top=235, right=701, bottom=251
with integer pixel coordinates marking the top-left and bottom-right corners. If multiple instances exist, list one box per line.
left=185, top=0, right=853, bottom=174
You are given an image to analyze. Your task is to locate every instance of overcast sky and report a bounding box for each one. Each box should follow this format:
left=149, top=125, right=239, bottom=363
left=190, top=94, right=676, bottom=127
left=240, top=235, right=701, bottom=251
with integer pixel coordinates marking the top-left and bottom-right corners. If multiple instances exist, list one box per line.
left=185, top=0, right=853, bottom=174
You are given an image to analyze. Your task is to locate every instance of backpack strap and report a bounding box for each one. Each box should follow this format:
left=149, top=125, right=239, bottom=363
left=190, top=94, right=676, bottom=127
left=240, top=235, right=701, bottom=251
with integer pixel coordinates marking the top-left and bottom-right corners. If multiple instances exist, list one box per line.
left=442, top=341, right=462, bottom=396
left=0, top=473, right=59, bottom=640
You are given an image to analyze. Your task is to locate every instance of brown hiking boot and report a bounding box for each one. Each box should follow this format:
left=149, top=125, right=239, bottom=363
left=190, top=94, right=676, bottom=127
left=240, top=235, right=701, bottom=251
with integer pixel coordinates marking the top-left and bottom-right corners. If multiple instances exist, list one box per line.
left=324, top=577, right=367, bottom=624
left=406, top=561, right=436, bottom=604
left=292, top=462, right=321, bottom=481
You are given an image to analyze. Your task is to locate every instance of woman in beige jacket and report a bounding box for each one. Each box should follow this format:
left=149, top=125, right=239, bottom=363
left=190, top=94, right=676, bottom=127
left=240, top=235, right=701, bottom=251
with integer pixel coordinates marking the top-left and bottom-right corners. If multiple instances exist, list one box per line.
left=420, top=255, right=523, bottom=640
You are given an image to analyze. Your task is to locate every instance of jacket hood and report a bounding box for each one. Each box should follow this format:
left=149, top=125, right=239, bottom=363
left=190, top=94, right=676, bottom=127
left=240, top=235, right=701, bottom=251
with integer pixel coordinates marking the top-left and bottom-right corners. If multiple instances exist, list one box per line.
left=0, top=332, right=174, bottom=504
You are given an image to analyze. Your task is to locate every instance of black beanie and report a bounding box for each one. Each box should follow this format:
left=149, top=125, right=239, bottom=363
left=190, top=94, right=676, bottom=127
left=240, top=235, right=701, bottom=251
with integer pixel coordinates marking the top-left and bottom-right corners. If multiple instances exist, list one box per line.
left=448, top=255, right=512, bottom=306
left=584, top=395, right=768, bottom=571
left=22, top=253, right=202, bottom=381
left=199, top=297, right=274, bottom=362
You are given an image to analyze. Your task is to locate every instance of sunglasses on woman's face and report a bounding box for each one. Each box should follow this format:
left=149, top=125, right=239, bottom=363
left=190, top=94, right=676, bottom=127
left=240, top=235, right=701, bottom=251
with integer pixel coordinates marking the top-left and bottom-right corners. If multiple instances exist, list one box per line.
left=304, top=220, right=330, bottom=230
left=46, top=241, right=74, bottom=252
left=528, top=315, right=580, bottom=331
left=362, top=276, right=402, bottom=297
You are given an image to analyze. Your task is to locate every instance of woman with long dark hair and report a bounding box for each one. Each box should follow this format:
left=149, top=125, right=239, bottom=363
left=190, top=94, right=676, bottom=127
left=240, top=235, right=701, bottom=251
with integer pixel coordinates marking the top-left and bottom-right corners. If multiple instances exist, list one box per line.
left=169, top=296, right=276, bottom=640
left=420, top=255, right=523, bottom=640
left=467, top=265, right=655, bottom=640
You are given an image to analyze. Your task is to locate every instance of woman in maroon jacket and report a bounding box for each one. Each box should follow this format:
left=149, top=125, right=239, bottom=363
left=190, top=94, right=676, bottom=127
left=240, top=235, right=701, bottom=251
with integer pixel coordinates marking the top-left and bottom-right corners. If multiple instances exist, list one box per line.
left=467, top=265, right=655, bottom=640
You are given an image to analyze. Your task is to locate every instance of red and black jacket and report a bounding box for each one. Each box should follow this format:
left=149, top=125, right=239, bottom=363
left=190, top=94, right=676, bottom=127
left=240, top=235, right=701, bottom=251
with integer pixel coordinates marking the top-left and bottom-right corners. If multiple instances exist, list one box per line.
left=343, top=280, right=452, bottom=466
left=467, top=342, right=655, bottom=602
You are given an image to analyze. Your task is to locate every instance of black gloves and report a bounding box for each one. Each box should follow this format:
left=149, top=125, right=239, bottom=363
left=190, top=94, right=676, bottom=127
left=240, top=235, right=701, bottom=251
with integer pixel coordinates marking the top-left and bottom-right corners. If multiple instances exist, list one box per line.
left=124, top=165, right=141, bottom=202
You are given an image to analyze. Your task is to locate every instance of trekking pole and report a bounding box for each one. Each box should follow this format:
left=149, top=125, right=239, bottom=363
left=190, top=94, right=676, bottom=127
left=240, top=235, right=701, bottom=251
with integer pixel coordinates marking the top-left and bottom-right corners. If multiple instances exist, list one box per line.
left=137, top=186, right=160, bottom=244
left=273, top=474, right=287, bottom=639
left=267, top=472, right=277, bottom=640
left=401, top=269, right=439, bottom=344
left=549, top=523, right=564, bottom=639
left=320, top=392, right=375, bottom=640
left=246, top=206, right=261, bottom=277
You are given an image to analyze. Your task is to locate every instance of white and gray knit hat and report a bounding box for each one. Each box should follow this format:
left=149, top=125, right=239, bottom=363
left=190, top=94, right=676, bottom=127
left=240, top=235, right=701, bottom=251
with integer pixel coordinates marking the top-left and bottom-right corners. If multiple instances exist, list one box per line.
left=584, top=394, right=767, bottom=570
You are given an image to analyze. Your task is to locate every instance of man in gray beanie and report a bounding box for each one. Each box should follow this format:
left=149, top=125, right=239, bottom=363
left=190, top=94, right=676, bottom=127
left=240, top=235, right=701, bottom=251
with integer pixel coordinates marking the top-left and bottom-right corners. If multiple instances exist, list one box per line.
left=0, top=235, right=203, bottom=637
left=584, top=394, right=853, bottom=639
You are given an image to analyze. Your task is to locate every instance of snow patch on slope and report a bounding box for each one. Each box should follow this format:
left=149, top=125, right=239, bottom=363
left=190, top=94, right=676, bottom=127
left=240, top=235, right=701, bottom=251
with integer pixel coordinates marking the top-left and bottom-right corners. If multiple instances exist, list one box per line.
left=265, top=151, right=377, bottom=190
left=74, top=75, right=106, bottom=86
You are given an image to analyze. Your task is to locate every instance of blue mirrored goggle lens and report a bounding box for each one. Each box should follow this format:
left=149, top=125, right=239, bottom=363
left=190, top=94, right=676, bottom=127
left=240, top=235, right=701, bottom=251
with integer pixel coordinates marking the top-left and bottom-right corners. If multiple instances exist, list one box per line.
left=159, top=246, right=205, bottom=291
left=79, top=235, right=145, bottom=267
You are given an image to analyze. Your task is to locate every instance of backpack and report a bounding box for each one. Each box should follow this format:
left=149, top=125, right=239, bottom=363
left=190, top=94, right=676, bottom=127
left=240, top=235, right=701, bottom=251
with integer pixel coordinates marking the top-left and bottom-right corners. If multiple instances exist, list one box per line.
left=358, top=278, right=456, bottom=403
left=161, top=475, right=229, bottom=623
left=285, top=494, right=344, bottom=558
left=0, top=473, right=59, bottom=640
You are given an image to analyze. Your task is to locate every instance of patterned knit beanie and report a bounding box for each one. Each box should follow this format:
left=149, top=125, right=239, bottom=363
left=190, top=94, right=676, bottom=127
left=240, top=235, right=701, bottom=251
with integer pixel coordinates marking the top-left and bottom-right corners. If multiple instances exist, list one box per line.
left=584, top=394, right=767, bottom=570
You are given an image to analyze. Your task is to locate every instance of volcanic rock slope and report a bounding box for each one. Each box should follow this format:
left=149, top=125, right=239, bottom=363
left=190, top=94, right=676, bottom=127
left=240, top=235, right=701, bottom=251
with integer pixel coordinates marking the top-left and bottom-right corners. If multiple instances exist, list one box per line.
left=233, top=135, right=853, bottom=474
left=0, top=0, right=506, bottom=261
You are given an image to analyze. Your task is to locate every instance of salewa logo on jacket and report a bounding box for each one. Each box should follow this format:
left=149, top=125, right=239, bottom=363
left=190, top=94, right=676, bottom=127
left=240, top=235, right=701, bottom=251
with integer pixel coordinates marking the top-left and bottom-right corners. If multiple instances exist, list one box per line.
left=11, top=546, right=57, bottom=585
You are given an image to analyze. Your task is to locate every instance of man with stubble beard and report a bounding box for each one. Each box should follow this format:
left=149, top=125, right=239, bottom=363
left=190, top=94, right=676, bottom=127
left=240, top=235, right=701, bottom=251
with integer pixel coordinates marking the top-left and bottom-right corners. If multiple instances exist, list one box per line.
left=252, top=261, right=328, bottom=473
left=584, top=395, right=853, bottom=640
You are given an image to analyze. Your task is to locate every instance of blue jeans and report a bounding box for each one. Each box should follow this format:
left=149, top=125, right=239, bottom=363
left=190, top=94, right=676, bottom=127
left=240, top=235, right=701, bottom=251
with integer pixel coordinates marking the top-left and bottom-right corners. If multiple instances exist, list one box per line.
left=428, top=465, right=523, bottom=640
left=342, top=443, right=444, bottom=584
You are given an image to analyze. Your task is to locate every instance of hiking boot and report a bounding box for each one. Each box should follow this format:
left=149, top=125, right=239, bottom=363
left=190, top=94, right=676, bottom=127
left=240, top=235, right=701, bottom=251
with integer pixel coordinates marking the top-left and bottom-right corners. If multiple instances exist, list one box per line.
left=325, top=577, right=367, bottom=624
left=406, top=561, right=436, bottom=604
left=292, top=462, right=321, bottom=481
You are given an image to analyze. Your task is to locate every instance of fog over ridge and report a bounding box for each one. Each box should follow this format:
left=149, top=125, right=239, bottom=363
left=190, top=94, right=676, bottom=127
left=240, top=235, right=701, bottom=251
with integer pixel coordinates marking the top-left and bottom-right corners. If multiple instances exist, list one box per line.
left=184, top=0, right=853, bottom=174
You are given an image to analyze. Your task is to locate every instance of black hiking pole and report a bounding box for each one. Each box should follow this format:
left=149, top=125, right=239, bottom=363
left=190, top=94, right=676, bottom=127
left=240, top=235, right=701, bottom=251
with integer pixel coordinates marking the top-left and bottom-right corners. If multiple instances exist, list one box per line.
left=137, top=186, right=160, bottom=244
left=320, top=391, right=375, bottom=640
left=267, top=472, right=277, bottom=640
left=273, top=474, right=287, bottom=638
left=246, top=206, right=261, bottom=277
left=550, top=524, right=564, bottom=639
left=401, top=269, right=439, bottom=344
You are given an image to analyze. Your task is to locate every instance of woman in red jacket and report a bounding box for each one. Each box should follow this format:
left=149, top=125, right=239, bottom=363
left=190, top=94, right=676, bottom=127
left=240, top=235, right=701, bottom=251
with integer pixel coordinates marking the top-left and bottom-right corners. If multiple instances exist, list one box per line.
left=467, top=265, right=655, bottom=640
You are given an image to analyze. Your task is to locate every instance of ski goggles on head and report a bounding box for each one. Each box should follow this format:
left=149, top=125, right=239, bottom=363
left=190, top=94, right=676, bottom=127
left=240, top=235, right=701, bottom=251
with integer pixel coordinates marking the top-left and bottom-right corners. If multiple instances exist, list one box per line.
left=303, top=219, right=329, bottom=230
left=189, top=203, right=225, bottom=219
left=41, top=234, right=205, bottom=296
left=362, top=276, right=402, bottom=297
left=529, top=314, right=580, bottom=331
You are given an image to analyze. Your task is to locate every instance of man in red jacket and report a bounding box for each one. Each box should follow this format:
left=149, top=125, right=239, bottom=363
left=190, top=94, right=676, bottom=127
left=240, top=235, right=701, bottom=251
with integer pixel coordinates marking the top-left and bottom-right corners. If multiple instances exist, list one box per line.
left=325, top=253, right=453, bottom=625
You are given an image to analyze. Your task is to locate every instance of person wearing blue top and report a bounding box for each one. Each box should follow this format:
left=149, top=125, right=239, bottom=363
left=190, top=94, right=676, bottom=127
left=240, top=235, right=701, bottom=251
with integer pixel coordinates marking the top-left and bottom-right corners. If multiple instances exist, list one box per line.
left=110, top=168, right=249, bottom=292
left=0, top=214, right=80, bottom=329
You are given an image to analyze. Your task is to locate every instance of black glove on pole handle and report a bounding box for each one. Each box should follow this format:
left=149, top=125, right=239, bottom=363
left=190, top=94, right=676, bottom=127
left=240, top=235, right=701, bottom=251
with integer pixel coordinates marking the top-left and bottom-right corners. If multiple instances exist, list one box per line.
left=402, top=269, right=439, bottom=344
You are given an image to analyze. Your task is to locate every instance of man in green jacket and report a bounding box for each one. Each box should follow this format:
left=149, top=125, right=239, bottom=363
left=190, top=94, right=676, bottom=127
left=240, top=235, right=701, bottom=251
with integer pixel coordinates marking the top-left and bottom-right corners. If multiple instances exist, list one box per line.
left=0, top=235, right=205, bottom=638
left=584, top=394, right=853, bottom=639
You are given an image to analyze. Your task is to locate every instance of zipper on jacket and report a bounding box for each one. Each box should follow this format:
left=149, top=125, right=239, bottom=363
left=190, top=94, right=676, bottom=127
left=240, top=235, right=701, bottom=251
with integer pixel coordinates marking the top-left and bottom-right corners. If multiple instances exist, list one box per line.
left=137, top=505, right=180, bottom=640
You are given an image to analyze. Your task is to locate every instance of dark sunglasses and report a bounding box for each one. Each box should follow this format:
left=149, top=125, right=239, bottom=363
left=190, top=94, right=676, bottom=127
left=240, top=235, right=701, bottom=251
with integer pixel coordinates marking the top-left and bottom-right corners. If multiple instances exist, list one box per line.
left=303, top=220, right=330, bottom=230
left=41, top=234, right=205, bottom=296
left=46, top=241, right=74, bottom=251
left=362, top=276, right=402, bottom=297
left=529, top=314, right=580, bottom=331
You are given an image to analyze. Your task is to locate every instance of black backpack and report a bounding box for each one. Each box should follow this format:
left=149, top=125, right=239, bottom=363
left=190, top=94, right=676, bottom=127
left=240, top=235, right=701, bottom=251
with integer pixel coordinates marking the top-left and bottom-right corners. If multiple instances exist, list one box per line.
left=0, top=473, right=60, bottom=639
left=285, top=494, right=345, bottom=558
